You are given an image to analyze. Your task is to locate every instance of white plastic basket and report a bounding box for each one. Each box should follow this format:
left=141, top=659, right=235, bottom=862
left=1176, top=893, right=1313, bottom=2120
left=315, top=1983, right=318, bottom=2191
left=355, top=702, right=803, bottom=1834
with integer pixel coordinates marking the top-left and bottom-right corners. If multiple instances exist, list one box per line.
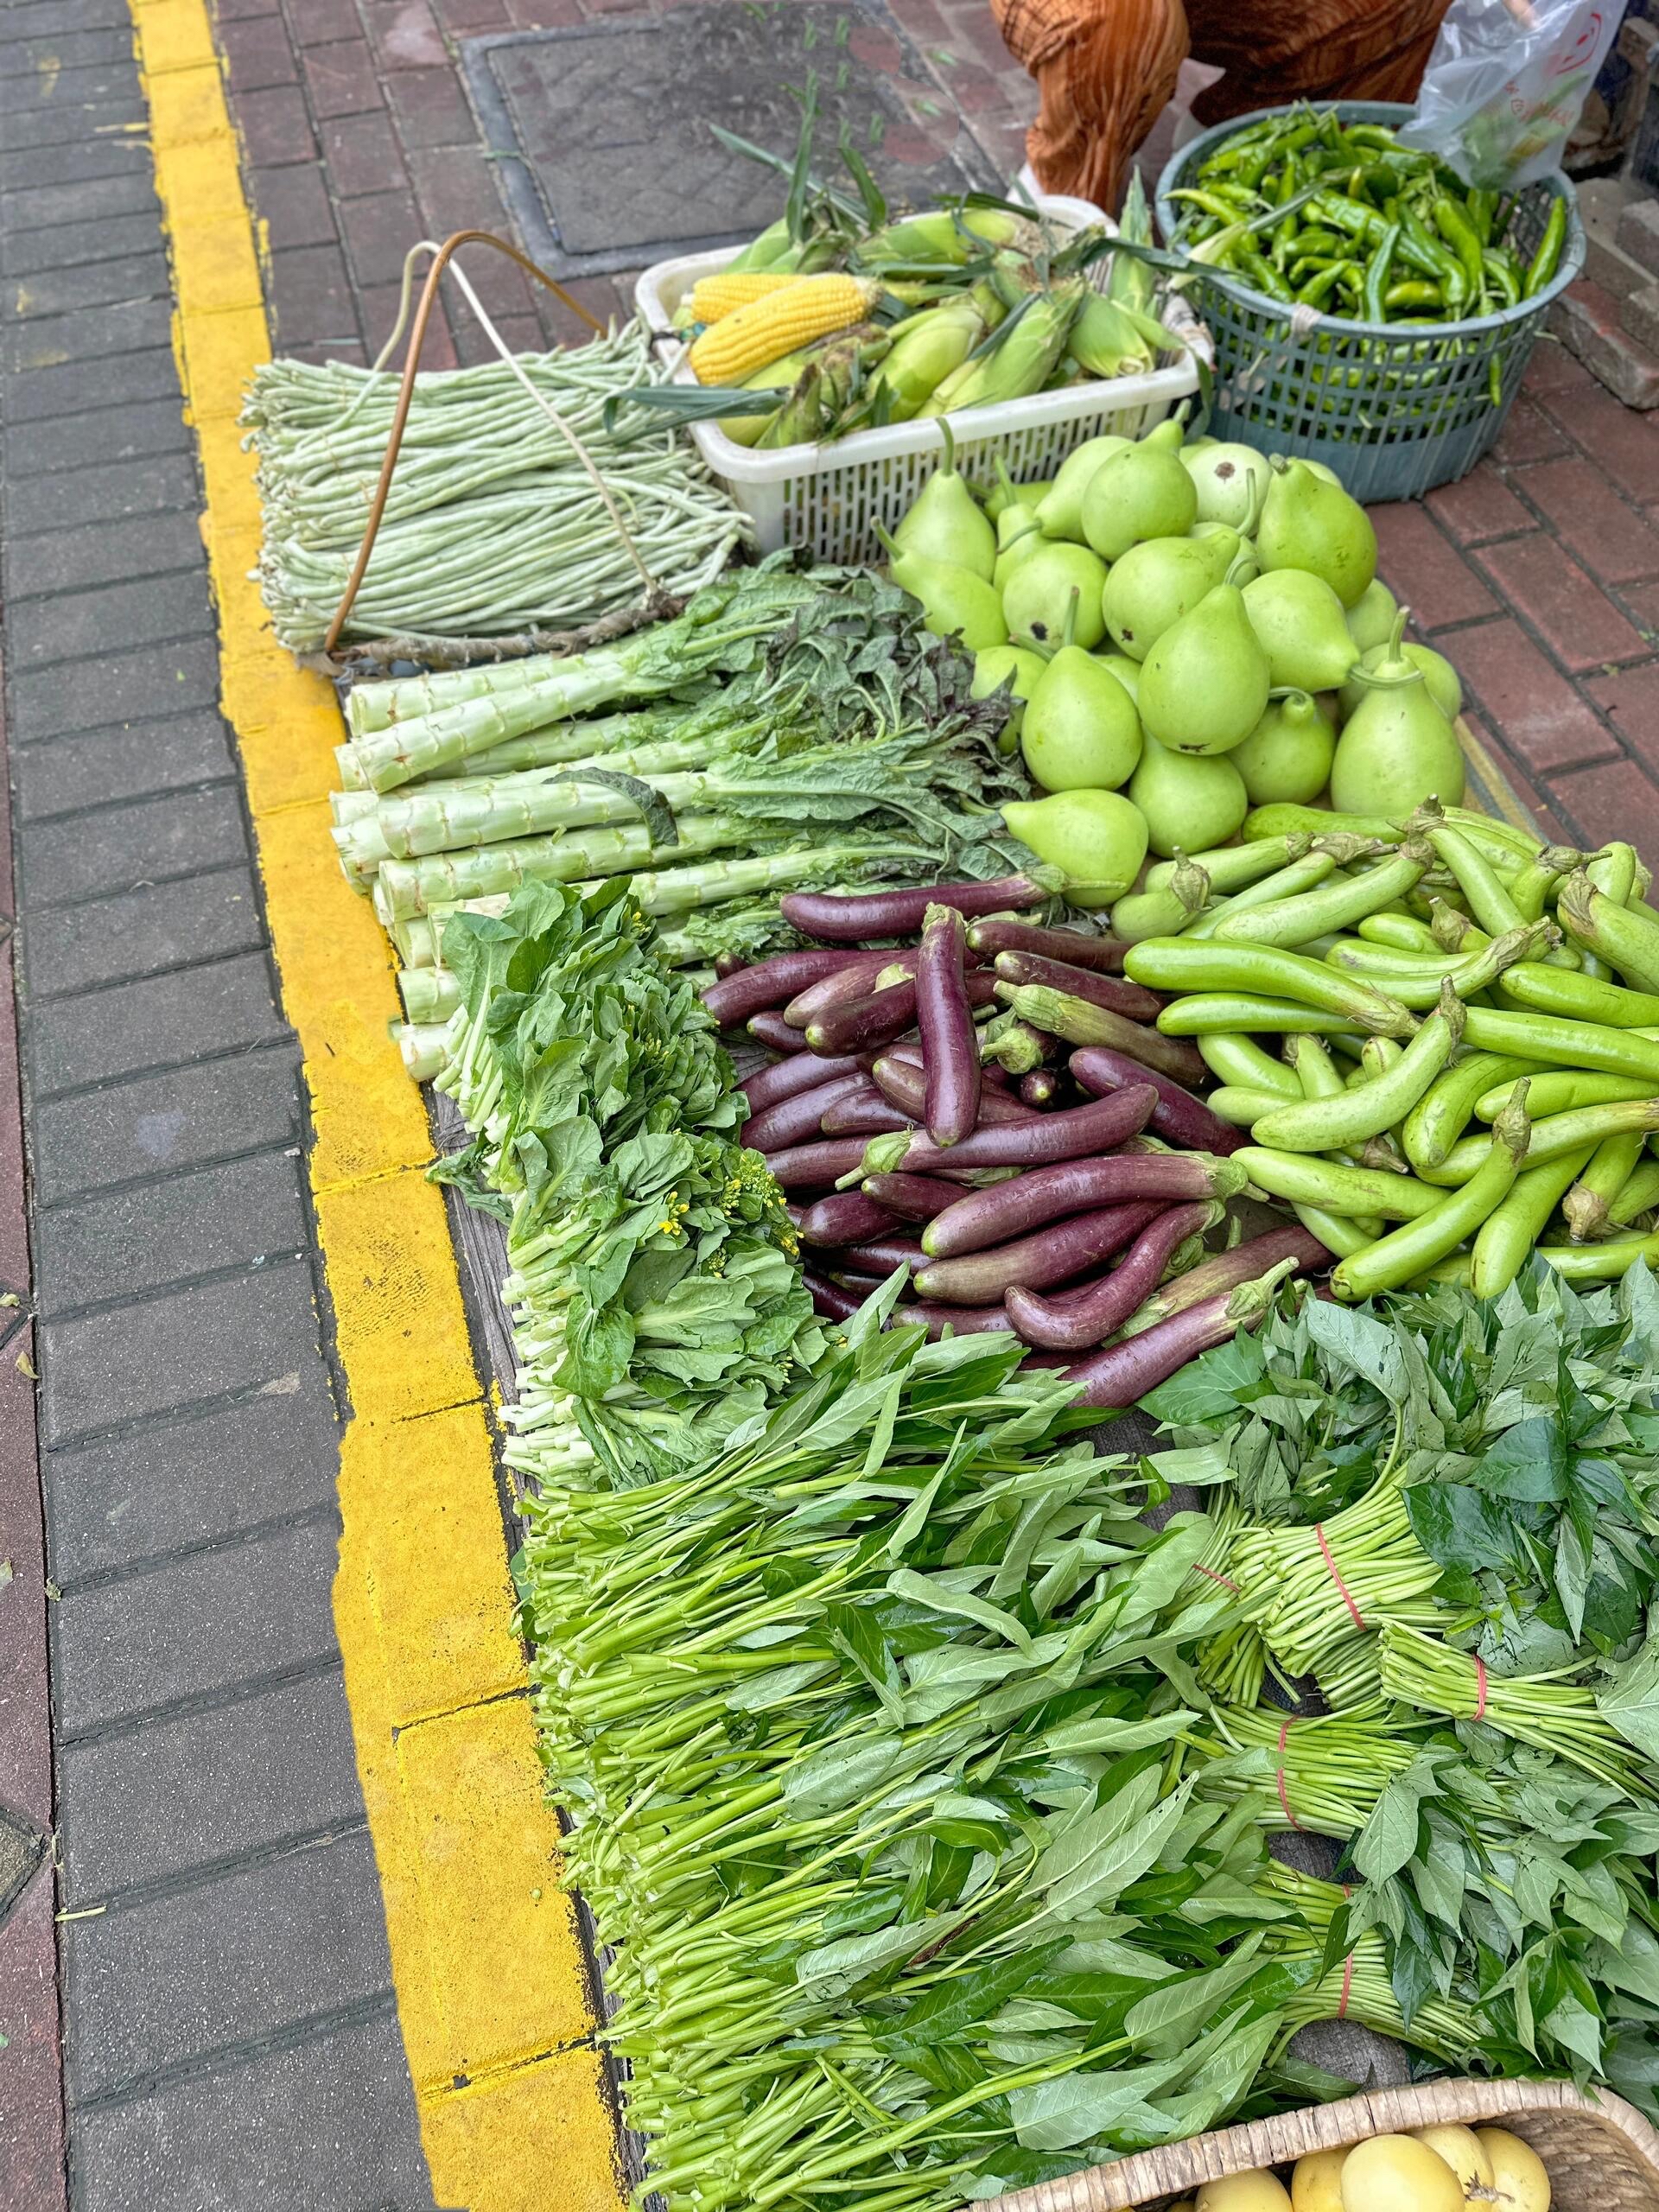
left=632, top=197, right=1212, bottom=563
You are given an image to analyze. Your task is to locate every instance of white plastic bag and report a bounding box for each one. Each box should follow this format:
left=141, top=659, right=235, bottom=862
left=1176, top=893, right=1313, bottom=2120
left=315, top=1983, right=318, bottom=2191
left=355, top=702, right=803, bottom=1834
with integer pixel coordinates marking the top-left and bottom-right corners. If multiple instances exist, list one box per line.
left=1398, top=0, right=1621, bottom=189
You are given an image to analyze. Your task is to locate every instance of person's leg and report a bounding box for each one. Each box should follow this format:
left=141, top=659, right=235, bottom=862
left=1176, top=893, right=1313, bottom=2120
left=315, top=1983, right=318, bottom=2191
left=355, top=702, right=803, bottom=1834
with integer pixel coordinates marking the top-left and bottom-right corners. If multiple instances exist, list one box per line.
left=991, top=0, right=1190, bottom=209
left=1183, top=0, right=1451, bottom=122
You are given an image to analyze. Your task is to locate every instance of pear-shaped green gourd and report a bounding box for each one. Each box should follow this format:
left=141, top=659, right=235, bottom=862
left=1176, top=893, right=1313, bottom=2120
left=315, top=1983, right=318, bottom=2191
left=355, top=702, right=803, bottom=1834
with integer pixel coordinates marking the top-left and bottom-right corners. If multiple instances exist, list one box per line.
left=1230, top=691, right=1335, bottom=805
left=1330, top=610, right=1465, bottom=816
left=1080, top=419, right=1198, bottom=562
left=994, top=512, right=1046, bottom=594
left=1180, top=440, right=1271, bottom=531
left=1241, top=569, right=1359, bottom=692
left=1021, top=592, right=1142, bottom=791
left=1255, top=454, right=1377, bottom=608
left=878, top=524, right=1007, bottom=652
left=1102, top=533, right=1234, bottom=660
left=1138, top=563, right=1271, bottom=755
left=1191, top=521, right=1258, bottom=582
left=1001, top=788, right=1148, bottom=907
left=1338, top=635, right=1462, bottom=722
left=1346, top=577, right=1398, bottom=655
left=973, top=642, right=1046, bottom=753
left=893, top=419, right=996, bottom=582
left=1033, top=436, right=1128, bottom=543
left=1002, top=540, right=1109, bottom=652
left=1099, top=653, right=1141, bottom=702
left=1129, top=734, right=1248, bottom=856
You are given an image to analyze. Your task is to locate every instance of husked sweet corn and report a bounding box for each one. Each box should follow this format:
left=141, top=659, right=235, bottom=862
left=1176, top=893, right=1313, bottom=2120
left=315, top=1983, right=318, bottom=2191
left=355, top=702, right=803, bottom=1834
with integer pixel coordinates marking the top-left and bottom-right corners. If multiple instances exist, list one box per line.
left=689, top=270, right=805, bottom=325
left=687, top=276, right=880, bottom=385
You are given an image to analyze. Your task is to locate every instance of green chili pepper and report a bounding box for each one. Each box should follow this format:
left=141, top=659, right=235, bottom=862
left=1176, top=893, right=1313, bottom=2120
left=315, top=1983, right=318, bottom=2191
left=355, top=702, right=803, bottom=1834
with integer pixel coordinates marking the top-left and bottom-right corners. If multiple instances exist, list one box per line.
left=1433, top=196, right=1485, bottom=300
left=1236, top=249, right=1293, bottom=301
left=1384, top=279, right=1442, bottom=309
left=1297, top=260, right=1357, bottom=309
left=1343, top=123, right=1402, bottom=152
left=1400, top=206, right=1465, bottom=300
left=1363, top=220, right=1402, bottom=321
left=1479, top=248, right=1521, bottom=310
left=1171, top=187, right=1257, bottom=223
left=1526, top=198, right=1567, bottom=296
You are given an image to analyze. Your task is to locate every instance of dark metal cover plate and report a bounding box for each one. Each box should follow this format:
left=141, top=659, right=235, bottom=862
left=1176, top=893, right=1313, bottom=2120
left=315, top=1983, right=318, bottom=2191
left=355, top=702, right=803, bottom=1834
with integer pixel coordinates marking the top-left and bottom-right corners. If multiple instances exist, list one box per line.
left=462, top=1, right=998, bottom=280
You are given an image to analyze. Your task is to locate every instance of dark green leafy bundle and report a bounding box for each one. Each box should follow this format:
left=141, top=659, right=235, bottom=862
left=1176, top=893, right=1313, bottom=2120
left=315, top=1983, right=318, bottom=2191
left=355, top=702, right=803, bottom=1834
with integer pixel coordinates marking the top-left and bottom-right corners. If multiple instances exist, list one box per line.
left=517, top=1287, right=1353, bottom=2209
left=433, top=876, right=823, bottom=1485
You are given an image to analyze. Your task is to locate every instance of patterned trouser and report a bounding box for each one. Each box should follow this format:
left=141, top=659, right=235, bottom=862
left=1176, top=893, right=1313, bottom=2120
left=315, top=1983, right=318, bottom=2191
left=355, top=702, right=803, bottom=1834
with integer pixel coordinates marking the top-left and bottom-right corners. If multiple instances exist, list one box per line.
left=989, top=0, right=1452, bottom=212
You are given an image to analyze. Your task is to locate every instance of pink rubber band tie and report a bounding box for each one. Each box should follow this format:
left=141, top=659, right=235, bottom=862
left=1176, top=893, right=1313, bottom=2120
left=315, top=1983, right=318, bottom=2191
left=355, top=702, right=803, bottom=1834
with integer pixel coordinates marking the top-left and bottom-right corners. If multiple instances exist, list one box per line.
left=1473, top=1653, right=1489, bottom=1722
left=1274, top=1715, right=1306, bottom=1833
left=1314, top=1522, right=1367, bottom=1632
left=1192, top=1561, right=1243, bottom=1596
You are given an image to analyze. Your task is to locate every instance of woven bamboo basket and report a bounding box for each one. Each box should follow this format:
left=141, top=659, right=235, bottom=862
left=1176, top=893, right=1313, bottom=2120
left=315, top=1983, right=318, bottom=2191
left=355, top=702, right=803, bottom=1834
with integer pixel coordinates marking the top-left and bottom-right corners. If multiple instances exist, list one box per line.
left=977, top=2078, right=1659, bottom=2211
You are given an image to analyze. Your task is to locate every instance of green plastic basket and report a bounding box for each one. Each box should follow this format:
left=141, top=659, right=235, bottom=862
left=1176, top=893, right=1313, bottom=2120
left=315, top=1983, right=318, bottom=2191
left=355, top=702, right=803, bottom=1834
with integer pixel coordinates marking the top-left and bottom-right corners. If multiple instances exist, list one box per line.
left=1154, top=101, right=1584, bottom=502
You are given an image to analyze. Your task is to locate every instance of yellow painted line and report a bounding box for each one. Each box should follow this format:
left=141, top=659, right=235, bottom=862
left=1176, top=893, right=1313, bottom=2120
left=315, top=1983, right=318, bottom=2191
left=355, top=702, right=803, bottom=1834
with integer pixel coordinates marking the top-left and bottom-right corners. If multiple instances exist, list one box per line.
left=124, top=7, right=624, bottom=2205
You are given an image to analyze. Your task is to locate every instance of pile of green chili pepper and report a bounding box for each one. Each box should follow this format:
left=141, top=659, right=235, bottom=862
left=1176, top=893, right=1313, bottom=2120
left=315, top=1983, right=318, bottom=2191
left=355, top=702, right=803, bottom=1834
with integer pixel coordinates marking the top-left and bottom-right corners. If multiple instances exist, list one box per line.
left=1169, top=106, right=1568, bottom=327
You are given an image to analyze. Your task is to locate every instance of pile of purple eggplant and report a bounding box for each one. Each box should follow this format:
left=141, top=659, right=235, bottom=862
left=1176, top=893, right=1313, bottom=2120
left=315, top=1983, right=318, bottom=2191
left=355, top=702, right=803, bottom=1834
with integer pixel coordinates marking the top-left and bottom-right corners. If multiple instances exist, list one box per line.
left=703, top=875, right=1332, bottom=1411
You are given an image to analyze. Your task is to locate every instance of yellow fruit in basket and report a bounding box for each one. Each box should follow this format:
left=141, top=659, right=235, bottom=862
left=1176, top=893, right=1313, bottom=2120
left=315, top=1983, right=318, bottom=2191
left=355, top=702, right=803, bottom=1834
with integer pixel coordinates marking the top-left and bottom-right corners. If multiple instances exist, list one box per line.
left=1197, top=2173, right=1292, bottom=2212
left=1412, top=2125, right=1491, bottom=2195
left=1291, top=2148, right=1347, bottom=2212
left=1473, top=2129, right=1550, bottom=2212
left=1338, top=2133, right=1463, bottom=2212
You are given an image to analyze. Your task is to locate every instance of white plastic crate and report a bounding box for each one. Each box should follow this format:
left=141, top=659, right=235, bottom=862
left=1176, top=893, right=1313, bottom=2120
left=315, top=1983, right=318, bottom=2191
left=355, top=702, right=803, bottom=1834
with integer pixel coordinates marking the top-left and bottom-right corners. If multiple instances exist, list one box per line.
left=633, top=196, right=1212, bottom=563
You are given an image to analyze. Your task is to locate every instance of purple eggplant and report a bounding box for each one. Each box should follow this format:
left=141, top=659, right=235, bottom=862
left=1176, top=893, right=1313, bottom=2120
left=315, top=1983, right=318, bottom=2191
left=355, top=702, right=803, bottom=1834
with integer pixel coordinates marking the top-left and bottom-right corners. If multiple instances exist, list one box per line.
left=780, top=877, right=1048, bottom=942
left=840, top=1236, right=926, bottom=1274
left=714, top=952, right=746, bottom=979
left=741, top=1050, right=863, bottom=1116
left=865, top=1084, right=1158, bottom=1179
left=906, top=1300, right=1018, bottom=1339
left=743, top=1072, right=868, bottom=1154
left=993, top=950, right=1164, bottom=1023
left=702, top=948, right=868, bottom=1027
left=820, top=1085, right=915, bottom=1138
left=967, top=919, right=1129, bottom=973
left=871, top=1054, right=1033, bottom=1127
left=1062, top=1260, right=1295, bottom=1409
left=785, top=950, right=906, bottom=1029
left=1068, top=1044, right=1244, bottom=1156
left=804, top=1269, right=865, bottom=1321
left=763, top=1137, right=871, bottom=1191
left=1005, top=1200, right=1217, bottom=1351
left=922, top=1153, right=1244, bottom=1261
left=796, top=1191, right=901, bottom=1248
left=748, top=1010, right=806, bottom=1053
left=861, top=1171, right=971, bottom=1223
left=1020, top=1069, right=1061, bottom=1108
left=913, top=1200, right=1166, bottom=1304
left=1118, top=1224, right=1330, bottom=1335
left=917, top=903, right=981, bottom=1148
left=806, top=979, right=919, bottom=1056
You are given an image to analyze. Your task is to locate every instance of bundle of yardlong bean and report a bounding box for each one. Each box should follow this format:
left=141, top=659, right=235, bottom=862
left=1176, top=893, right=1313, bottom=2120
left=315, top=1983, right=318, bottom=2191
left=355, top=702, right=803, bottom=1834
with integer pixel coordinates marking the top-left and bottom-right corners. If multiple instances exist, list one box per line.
left=243, top=322, right=747, bottom=651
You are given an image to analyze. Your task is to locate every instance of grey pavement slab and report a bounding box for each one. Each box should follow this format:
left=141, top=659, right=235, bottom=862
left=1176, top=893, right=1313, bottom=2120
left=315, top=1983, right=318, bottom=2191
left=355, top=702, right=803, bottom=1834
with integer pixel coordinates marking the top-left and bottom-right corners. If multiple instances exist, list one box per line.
left=57, top=1664, right=364, bottom=1898
left=0, top=62, right=143, bottom=115
left=6, top=507, right=202, bottom=601
left=23, top=867, right=265, bottom=1000
left=1, top=211, right=160, bottom=277
left=2, top=394, right=191, bottom=480
left=5, top=345, right=182, bottom=428
left=5, top=295, right=174, bottom=370
left=1, top=447, right=198, bottom=535
left=51, top=1512, right=341, bottom=1734
left=38, top=1255, right=322, bottom=1445
left=63, top=1827, right=395, bottom=2103
left=5, top=633, right=218, bottom=742
left=0, top=133, right=154, bottom=191
left=72, top=2006, right=439, bottom=2211
left=18, top=785, right=249, bottom=905
left=23, top=949, right=285, bottom=1096
left=8, top=567, right=213, bottom=670
left=0, top=0, right=137, bottom=39
left=0, top=96, right=145, bottom=153
left=10, top=713, right=234, bottom=821
left=30, top=1147, right=308, bottom=1314
left=7, top=248, right=174, bottom=321
left=26, top=1045, right=302, bottom=1204
left=43, top=1372, right=340, bottom=1582
left=0, top=166, right=157, bottom=236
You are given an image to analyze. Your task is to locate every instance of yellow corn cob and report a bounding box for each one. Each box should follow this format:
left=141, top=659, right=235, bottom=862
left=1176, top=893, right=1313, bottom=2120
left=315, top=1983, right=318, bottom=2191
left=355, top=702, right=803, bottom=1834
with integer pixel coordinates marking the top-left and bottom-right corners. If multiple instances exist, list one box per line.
left=687, top=276, right=879, bottom=385
left=689, top=270, right=805, bottom=324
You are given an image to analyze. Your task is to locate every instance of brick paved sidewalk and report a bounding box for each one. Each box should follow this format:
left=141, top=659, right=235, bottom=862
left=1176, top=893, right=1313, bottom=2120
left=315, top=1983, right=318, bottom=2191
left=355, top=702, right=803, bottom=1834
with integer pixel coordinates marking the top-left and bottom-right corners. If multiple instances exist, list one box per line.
left=0, top=3, right=440, bottom=2202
